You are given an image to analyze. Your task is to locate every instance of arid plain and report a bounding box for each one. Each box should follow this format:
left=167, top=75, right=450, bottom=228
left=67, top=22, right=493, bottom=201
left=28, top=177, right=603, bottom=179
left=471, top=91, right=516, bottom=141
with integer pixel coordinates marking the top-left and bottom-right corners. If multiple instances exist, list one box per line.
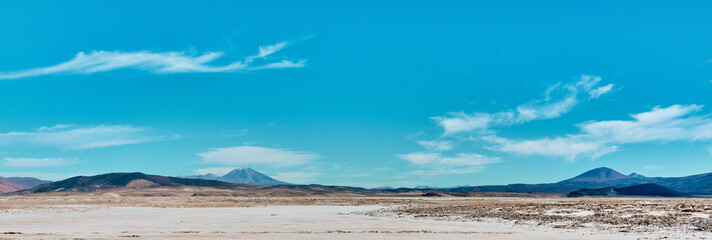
left=1, top=190, right=711, bottom=239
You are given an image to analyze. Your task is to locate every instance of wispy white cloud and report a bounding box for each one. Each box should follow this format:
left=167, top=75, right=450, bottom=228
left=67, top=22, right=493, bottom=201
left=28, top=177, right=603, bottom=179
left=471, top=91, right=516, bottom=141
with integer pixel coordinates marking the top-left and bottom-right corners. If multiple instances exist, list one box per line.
left=198, top=146, right=320, bottom=167
left=432, top=75, right=613, bottom=135
left=482, top=135, right=617, bottom=161
left=417, top=140, right=453, bottom=151
left=2, top=157, right=80, bottom=168
left=0, top=124, right=160, bottom=150
left=483, top=104, right=712, bottom=160
left=398, top=152, right=498, bottom=166
left=248, top=42, right=288, bottom=62
left=396, top=152, right=441, bottom=165
left=0, top=41, right=305, bottom=80
left=407, top=166, right=490, bottom=176
left=396, top=152, right=499, bottom=175
left=588, top=84, right=614, bottom=99
left=431, top=112, right=493, bottom=136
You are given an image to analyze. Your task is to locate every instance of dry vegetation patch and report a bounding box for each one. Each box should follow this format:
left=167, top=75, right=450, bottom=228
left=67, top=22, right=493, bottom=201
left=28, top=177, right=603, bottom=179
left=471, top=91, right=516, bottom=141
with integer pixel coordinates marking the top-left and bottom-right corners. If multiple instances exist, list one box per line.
left=363, top=198, right=712, bottom=233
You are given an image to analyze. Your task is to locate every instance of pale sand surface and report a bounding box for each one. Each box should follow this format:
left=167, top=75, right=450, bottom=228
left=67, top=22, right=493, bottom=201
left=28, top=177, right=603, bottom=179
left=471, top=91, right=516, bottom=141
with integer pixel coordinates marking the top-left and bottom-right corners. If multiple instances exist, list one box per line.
left=0, top=205, right=704, bottom=239
left=0, top=205, right=636, bottom=239
left=1, top=195, right=711, bottom=239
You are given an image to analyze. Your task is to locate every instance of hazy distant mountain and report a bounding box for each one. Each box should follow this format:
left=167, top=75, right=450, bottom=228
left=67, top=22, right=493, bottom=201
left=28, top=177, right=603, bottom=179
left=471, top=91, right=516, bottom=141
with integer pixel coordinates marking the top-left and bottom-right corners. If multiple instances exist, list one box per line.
left=629, top=173, right=646, bottom=178
left=0, top=177, right=24, bottom=193
left=567, top=183, right=688, bottom=197
left=9, top=167, right=712, bottom=197
left=448, top=167, right=712, bottom=195
left=559, top=167, right=631, bottom=183
left=183, top=173, right=222, bottom=181
left=649, top=172, right=712, bottom=194
left=222, top=168, right=290, bottom=185
left=181, top=168, right=290, bottom=186
left=0, top=176, right=50, bottom=193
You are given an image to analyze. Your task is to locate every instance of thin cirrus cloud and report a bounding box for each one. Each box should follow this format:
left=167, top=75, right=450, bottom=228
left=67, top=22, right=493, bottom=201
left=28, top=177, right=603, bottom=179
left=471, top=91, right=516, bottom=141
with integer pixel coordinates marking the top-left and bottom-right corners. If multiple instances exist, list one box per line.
left=396, top=152, right=499, bottom=175
left=397, top=75, right=614, bottom=173
left=2, top=157, right=80, bottom=168
left=397, top=152, right=499, bottom=166
left=482, top=104, right=712, bottom=161
left=417, top=140, right=454, bottom=151
left=0, top=41, right=305, bottom=80
left=198, top=145, right=320, bottom=167
left=431, top=75, right=614, bottom=135
left=0, top=124, right=160, bottom=150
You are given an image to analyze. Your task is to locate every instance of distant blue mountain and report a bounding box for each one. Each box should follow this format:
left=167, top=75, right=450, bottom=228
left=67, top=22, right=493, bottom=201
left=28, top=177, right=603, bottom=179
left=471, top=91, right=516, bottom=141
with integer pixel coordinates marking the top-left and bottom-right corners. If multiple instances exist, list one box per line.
left=560, top=167, right=631, bottom=182
left=181, top=168, right=290, bottom=186
left=0, top=176, right=50, bottom=193
left=447, top=167, right=712, bottom=195
left=568, top=183, right=689, bottom=197
left=629, top=173, right=646, bottom=178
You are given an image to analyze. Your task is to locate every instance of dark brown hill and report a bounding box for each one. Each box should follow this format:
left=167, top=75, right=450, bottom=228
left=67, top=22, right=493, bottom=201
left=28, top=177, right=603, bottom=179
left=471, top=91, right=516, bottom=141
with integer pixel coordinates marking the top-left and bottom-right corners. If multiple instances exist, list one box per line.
left=15, top=172, right=387, bottom=197
left=21, top=172, right=248, bottom=193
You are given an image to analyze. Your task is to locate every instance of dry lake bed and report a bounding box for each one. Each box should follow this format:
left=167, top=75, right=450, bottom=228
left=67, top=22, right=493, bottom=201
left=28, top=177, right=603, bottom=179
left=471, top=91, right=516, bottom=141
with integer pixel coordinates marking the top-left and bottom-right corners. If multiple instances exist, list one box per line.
left=1, top=194, right=711, bottom=239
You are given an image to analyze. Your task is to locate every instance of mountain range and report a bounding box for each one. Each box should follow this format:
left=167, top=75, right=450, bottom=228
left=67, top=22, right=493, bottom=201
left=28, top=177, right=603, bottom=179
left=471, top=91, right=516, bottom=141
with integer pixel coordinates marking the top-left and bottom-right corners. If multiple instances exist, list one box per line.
left=180, top=168, right=290, bottom=186
left=5, top=167, right=712, bottom=197
left=0, top=177, right=50, bottom=193
left=15, top=172, right=393, bottom=197
left=567, top=183, right=689, bottom=197
left=446, top=167, right=712, bottom=195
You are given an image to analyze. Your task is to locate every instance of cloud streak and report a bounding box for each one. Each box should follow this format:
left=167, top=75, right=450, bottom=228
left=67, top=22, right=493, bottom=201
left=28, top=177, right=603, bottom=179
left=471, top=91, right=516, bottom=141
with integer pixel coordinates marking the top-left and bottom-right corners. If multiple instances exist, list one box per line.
left=0, top=124, right=159, bottom=150
left=198, top=146, right=320, bottom=167
left=400, top=75, right=613, bottom=174
left=483, top=104, right=712, bottom=160
left=0, top=41, right=305, bottom=80
left=417, top=140, right=454, bottom=151
left=396, top=152, right=499, bottom=175
left=432, top=75, right=613, bottom=135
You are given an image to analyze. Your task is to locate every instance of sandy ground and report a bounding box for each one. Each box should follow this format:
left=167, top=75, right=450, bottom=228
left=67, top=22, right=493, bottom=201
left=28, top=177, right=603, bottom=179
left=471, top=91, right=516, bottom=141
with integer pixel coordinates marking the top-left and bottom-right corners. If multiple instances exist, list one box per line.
left=0, top=205, right=649, bottom=239
left=1, top=195, right=711, bottom=239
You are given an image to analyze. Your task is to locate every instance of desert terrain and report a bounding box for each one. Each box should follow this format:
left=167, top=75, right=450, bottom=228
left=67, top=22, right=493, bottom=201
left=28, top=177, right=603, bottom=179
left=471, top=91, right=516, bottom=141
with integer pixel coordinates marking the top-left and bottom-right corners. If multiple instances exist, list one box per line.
left=1, top=190, right=711, bottom=239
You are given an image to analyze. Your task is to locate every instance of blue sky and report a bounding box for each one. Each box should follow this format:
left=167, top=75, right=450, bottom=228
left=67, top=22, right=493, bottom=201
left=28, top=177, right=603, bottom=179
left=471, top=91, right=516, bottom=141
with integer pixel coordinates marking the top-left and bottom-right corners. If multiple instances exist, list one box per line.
left=1, top=1, right=711, bottom=187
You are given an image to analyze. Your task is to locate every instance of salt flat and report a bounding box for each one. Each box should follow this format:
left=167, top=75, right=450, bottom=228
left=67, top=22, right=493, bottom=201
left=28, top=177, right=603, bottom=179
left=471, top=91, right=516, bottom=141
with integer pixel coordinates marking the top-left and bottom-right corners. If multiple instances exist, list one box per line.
left=0, top=205, right=633, bottom=239
left=0, top=195, right=711, bottom=239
